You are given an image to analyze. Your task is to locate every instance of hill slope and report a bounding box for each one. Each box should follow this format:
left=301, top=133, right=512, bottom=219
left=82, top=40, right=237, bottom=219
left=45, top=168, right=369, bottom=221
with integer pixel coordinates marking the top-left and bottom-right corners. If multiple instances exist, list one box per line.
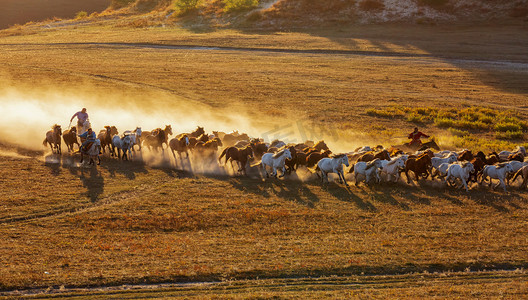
left=0, top=0, right=110, bottom=29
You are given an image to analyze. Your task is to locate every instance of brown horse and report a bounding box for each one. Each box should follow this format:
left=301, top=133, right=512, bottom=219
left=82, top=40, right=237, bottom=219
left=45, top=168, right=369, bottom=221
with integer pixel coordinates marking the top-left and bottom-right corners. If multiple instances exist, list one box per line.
left=97, top=126, right=118, bottom=155
left=405, top=153, right=432, bottom=184
left=144, top=125, right=172, bottom=152
left=62, top=126, right=79, bottom=152
left=43, top=124, right=62, bottom=154
left=250, top=140, right=268, bottom=160
left=306, top=150, right=332, bottom=168
left=218, top=145, right=254, bottom=175
left=169, top=134, right=190, bottom=162
left=457, top=150, right=474, bottom=161
left=284, top=146, right=298, bottom=174
left=508, top=152, right=525, bottom=162
left=469, top=157, right=486, bottom=183
left=302, top=140, right=329, bottom=154
left=194, top=137, right=223, bottom=159
left=512, top=165, right=528, bottom=189
left=357, top=149, right=391, bottom=162
left=222, top=131, right=250, bottom=147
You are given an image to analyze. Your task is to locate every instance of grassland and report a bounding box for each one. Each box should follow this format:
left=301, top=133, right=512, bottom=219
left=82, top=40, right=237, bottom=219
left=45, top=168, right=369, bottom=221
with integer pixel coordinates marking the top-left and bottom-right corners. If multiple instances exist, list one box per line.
left=1, top=20, right=528, bottom=297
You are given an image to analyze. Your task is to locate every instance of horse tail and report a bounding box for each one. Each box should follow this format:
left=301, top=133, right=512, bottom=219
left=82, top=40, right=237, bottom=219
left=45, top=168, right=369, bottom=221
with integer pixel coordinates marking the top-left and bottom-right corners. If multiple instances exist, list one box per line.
left=512, top=168, right=524, bottom=182
left=250, top=161, right=262, bottom=168
left=43, top=138, right=47, bottom=147
left=218, top=147, right=228, bottom=164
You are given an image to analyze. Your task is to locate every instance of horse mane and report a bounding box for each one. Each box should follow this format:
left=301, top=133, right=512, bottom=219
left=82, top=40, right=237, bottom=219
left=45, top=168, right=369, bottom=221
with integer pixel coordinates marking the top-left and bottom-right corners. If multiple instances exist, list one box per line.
left=272, top=149, right=286, bottom=158
left=331, top=153, right=345, bottom=159
left=386, top=158, right=400, bottom=166
left=496, top=162, right=509, bottom=169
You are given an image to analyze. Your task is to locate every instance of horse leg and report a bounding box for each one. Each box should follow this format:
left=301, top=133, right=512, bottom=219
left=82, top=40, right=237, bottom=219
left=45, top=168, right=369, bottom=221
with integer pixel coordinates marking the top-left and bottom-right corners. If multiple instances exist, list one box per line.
left=279, top=166, right=286, bottom=178
left=80, top=152, right=84, bottom=163
left=499, top=178, right=507, bottom=192
left=340, top=170, right=349, bottom=186
left=405, top=170, right=411, bottom=184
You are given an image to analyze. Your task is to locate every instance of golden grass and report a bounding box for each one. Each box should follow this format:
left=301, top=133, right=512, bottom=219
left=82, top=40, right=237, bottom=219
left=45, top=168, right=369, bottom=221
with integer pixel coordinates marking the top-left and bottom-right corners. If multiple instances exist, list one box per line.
left=1, top=22, right=528, bottom=296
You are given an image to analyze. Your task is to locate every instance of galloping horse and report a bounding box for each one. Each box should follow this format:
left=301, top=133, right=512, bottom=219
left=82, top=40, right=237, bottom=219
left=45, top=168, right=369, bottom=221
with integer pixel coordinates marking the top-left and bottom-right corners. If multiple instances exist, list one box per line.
left=98, top=126, right=118, bottom=155
left=62, top=126, right=79, bottom=152
left=169, top=135, right=190, bottom=162
left=144, top=125, right=172, bottom=152
left=312, top=154, right=350, bottom=186
left=254, top=149, right=292, bottom=178
left=218, top=146, right=254, bottom=175
left=80, top=139, right=101, bottom=165
left=43, top=124, right=62, bottom=154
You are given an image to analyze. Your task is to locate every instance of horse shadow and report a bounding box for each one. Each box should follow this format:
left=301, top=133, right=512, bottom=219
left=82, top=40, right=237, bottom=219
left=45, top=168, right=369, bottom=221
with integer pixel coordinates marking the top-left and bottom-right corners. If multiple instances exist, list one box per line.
left=228, top=177, right=320, bottom=208
left=99, top=156, right=148, bottom=180
left=79, top=166, right=104, bottom=202
left=324, top=182, right=378, bottom=212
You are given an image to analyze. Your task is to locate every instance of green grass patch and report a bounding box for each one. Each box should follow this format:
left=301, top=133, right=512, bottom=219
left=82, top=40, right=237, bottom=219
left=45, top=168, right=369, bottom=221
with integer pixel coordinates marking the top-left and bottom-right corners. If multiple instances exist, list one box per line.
left=174, top=0, right=201, bottom=15
left=223, top=0, right=259, bottom=13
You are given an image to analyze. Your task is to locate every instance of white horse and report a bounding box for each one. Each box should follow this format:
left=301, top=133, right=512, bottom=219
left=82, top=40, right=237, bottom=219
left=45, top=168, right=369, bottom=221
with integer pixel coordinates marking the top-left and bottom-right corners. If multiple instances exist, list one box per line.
left=504, top=160, right=528, bottom=184
left=434, top=150, right=457, bottom=158
left=432, top=162, right=451, bottom=180
left=258, top=149, right=292, bottom=178
left=81, top=139, right=101, bottom=166
left=313, top=154, right=349, bottom=186
left=480, top=163, right=514, bottom=192
left=112, top=135, right=132, bottom=160
left=124, top=127, right=142, bottom=152
left=380, top=157, right=405, bottom=183
left=353, top=158, right=383, bottom=186
left=431, top=154, right=457, bottom=178
left=445, top=162, right=474, bottom=192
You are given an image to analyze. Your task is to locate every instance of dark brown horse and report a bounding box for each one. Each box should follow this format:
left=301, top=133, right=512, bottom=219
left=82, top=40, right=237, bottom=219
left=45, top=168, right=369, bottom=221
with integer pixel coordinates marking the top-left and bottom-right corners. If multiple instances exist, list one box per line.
left=357, top=149, right=391, bottom=162
left=285, top=146, right=298, bottom=174
left=508, top=152, right=525, bottom=162
left=302, top=140, right=329, bottom=154
left=458, top=150, right=474, bottom=161
left=405, top=153, right=432, bottom=183
left=222, top=131, right=250, bottom=147
left=218, top=145, right=254, bottom=175
left=250, top=140, right=268, bottom=160
left=306, top=150, right=332, bottom=168
left=97, top=126, right=118, bottom=155
left=62, top=126, right=79, bottom=152
left=43, top=124, right=62, bottom=154
left=144, top=125, right=172, bottom=152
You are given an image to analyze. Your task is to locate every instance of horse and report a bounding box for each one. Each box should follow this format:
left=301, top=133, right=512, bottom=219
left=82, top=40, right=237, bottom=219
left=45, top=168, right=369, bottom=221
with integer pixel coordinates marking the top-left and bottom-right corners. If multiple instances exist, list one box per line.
left=504, top=160, right=528, bottom=185
left=394, top=138, right=439, bottom=153
left=417, top=139, right=440, bottom=151
left=457, top=150, right=474, bottom=161
left=169, top=135, right=190, bottom=163
left=250, top=140, right=268, bottom=160
left=80, top=139, right=101, bottom=165
left=431, top=154, right=458, bottom=178
left=43, top=124, right=62, bottom=154
left=194, top=138, right=223, bottom=161
left=512, top=165, right=528, bottom=189
left=380, top=157, right=405, bottom=183
left=357, top=149, right=391, bottom=163
left=143, top=125, right=172, bottom=151
left=508, top=152, right=525, bottom=162
left=404, top=153, right=432, bottom=184
left=62, top=126, right=79, bottom=152
left=312, top=154, right=349, bottom=186
left=123, top=127, right=142, bottom=152
left=284, top=146, right=298, bottom=174
left=306, top=150, right=332, bottom=168
left=352, top=158, right=383, bottom=186
left=445, top=162, right=475, bottom=192
left=222, top=131, right=250, bottom=147
left=270, top=140, right=286, bottom=149
left=98, top=126, right=118, bottom=155
left=253, top=149, right=292, bottom=178
left=499, top=146, right=526, bottom=161
left=218, top=146, right=254, bottom=175
left=480, top=163, right=514, bottom=192
left=469, top=157, right=486, bottom=183
left=112, top=135, right=132, bottom=160
left=302, top=140, right=329, bottom=154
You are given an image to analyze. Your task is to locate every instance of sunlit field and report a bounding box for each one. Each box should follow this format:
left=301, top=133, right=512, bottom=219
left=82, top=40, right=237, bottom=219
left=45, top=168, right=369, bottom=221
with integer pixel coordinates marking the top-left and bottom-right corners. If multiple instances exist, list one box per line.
left=1, top=19, right=528, bottom=297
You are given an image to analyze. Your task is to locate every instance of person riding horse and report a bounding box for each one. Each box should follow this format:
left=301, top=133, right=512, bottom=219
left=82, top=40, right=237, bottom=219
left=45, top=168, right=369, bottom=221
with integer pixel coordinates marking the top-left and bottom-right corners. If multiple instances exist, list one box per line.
left=70, top=108, right=89, bottom=129
left=408, top=127, right=429, bottom=148
left=78, top=128, right=96, bottom=153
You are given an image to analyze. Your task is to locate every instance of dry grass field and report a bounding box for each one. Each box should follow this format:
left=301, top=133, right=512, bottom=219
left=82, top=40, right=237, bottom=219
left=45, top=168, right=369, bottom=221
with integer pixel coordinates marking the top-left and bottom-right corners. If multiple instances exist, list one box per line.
left=1, top=15, right=528, bottom=298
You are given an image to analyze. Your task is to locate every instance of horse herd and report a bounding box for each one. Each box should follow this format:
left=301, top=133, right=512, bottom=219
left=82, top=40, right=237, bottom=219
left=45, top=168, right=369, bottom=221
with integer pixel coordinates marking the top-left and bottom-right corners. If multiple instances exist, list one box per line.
left=42, top=123, right=528, bottom=192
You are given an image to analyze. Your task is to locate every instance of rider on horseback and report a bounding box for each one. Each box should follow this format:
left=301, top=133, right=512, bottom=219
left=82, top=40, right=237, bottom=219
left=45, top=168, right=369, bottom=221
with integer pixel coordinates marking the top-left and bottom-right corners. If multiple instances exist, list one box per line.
left=71, top=108, right=89, bottom=129
left=79, top=128, right=96, bottom=153
left=408, top=127, right=429, bottom=147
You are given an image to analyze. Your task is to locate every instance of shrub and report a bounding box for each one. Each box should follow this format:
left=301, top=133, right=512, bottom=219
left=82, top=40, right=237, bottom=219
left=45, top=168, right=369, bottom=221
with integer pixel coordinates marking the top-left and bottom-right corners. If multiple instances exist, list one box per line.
left=448, top=128, right=469, bottom=137
left=496, top=131, right=525, bottom=140
left=494, top=122, right=523, bottom=133
left=223, top=0, right=259, bottom=13
left=434, top=118, right=455, bottom=128
left=111, top=0, right=136, bottom=9
left=75, top=11, right=88, bottom=19
left=366, top=108, right=394, bottom=118
left=406, top=113, right=427, bottom=124
left=174, top=0, right=200, bottom=13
